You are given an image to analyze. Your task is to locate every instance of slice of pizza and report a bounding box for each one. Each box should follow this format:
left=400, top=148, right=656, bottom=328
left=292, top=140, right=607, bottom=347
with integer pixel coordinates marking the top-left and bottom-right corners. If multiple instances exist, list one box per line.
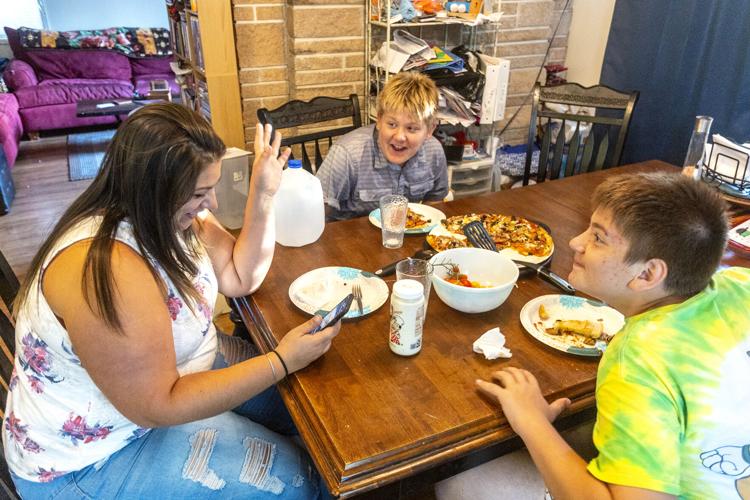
left=426, top=234, right=467, bottom=251
left=405, top=208, right=431, bottom=229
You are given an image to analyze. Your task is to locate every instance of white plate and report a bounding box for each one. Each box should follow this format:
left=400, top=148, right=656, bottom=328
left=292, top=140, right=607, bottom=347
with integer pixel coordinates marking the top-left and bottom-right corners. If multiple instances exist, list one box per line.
left=289, top=266, right=389, bottom=318
left=368, top=203, right=446, bottom=234
left=520, top=294, right=625, bottom=356
left=426, top=223, right=553, bottom=265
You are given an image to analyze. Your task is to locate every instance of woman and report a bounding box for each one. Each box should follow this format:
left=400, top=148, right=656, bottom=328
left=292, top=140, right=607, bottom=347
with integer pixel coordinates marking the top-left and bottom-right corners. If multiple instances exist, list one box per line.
left=4, top=103, right=339, bottom=498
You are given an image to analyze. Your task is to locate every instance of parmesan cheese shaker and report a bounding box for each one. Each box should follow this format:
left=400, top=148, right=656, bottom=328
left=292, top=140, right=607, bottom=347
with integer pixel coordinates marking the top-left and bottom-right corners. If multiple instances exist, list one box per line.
left=389, top=279, right=424, bottom=356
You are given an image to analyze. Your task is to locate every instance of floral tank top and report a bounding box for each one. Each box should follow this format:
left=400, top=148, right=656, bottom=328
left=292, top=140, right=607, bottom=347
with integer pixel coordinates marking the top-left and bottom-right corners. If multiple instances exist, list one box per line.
left=2, top=217, right=218, bottom=482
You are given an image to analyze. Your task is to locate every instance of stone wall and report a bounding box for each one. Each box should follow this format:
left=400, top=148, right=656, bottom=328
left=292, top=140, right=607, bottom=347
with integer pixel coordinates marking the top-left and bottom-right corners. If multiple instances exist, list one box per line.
left=232, top=0, right=572, bottom=150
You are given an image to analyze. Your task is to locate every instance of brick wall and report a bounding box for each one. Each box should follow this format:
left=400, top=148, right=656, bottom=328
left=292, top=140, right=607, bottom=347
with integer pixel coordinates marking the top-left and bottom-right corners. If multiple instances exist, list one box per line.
left=233, top=0, right=572, bottom=149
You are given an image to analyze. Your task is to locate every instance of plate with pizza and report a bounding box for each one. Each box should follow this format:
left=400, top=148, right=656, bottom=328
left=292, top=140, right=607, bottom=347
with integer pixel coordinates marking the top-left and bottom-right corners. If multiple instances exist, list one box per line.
left=426, top=213, right=554, bottom=264
left=520, top=294, right=625, bottom=356
left=369, top=203, right=446, bottom=234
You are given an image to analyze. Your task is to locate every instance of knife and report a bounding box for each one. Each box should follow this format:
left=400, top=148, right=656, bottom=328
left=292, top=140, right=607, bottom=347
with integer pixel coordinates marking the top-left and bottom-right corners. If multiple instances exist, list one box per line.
left=375, top=249, right=437, bottom=277
left=513, top=260, right=576, bottom=294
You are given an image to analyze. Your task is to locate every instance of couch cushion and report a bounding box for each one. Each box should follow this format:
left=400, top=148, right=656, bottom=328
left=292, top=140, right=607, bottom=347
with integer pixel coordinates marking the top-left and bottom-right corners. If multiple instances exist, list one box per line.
left=130, top=56, right=173, bottom=77
left=14, top=79, right=134, bottom=108
left=25, top=49, right=133, bottom=81
left=0, top=94, right=23, bottom=167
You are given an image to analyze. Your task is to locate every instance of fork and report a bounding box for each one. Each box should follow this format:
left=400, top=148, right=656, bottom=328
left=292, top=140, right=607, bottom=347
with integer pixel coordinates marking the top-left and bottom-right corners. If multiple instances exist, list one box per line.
left=352, top=283, right=364, bottom=316
left=462, top=220, right=576, bottom=294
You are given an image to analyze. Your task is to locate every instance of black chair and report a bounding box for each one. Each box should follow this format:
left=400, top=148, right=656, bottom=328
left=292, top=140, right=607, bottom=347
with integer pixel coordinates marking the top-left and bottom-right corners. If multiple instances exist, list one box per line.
left=523, top=82, right=639, bottom=185
left=0, top=250, right=19, bottom=499
left=257, top=94, right=362, bottom=174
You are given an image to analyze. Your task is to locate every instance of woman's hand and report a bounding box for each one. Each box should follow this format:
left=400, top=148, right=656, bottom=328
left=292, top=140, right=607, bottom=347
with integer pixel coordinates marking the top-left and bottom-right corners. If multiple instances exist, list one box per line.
left=476, top=367, right=570, bottom=437
left=251, top=123, right=292, bottom=198
left=274, top=316, right=341, bottom=374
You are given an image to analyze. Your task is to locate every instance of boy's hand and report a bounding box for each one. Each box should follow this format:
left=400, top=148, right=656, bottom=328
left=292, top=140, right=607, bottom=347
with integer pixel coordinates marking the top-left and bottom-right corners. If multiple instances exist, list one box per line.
left=476, top=367, right=570, bottom=436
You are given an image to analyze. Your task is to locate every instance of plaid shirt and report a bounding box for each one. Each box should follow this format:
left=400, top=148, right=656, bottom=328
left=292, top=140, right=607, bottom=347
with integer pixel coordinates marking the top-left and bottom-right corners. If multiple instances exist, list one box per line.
left=316, top=125, right=448, bottom=221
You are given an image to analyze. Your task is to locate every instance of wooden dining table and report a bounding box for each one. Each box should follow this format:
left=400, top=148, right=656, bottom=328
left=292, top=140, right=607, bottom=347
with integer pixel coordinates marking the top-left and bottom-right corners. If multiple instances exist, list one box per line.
left=233, top=160, right=748, bottom=498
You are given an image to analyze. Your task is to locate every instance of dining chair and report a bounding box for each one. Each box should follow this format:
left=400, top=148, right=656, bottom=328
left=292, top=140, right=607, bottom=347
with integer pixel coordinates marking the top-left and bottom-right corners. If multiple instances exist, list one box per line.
left=257, top=94, right=362, bottom=174
left=522, top=82, right=639, bottom=186
left=0, top=250, right=19, bottom=499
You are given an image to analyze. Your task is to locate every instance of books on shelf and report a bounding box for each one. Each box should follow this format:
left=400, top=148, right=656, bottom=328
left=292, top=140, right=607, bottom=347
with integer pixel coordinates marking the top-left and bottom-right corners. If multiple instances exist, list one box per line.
left=197, top=79, right=211, bottom=120
left=189, top=14, right=204, bottom=71
left=179, top=11, right=191, bottom=61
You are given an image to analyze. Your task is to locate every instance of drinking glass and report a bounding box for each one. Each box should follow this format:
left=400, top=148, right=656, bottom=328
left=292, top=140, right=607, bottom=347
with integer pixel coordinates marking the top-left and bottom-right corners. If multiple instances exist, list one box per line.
left=683, top=115, right=713, bottom=180
left=396, top=258, right=433, bottom=323
left=379, top=194, right=408, bottom=249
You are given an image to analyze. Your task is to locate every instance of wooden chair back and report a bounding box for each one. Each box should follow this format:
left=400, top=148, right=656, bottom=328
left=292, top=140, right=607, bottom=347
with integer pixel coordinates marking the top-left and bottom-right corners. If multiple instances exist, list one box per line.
left=523, top=82, right=639, bottom=185
left=0, top=249, right=19, bottom=498
left=257, top=94, right=362, bottom=174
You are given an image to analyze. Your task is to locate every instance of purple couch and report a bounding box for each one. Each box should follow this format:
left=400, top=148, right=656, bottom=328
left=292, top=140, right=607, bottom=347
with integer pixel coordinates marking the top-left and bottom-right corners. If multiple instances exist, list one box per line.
left=0, top=93, right=22, bottom=168
left=2, top=27, right=179, bottom=135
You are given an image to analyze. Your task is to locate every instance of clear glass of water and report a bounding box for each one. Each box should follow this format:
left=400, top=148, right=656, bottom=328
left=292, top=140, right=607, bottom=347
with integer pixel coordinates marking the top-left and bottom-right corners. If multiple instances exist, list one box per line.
left=379, top=194, right=408, bottom=249
left=396, top=258, right=433, bottom=323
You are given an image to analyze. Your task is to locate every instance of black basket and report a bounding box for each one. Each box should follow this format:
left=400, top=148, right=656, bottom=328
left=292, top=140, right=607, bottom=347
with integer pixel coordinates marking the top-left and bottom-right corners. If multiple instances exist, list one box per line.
left=701, top=141, right=750, bottom=199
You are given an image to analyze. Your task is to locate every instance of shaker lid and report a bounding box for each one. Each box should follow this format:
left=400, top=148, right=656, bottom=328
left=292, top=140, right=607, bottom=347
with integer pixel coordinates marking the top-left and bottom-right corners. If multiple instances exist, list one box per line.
left=393, top=279, right=424, bottom=300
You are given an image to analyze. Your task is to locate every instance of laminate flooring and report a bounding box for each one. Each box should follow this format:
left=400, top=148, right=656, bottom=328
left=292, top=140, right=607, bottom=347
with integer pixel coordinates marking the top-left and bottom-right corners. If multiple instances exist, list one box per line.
left=0, top=135, right=91, bottom=281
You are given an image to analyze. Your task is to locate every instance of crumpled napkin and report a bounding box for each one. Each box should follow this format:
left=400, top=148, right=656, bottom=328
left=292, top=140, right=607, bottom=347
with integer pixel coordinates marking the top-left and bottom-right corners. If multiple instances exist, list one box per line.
left=473, top=327, right=512, bottom=360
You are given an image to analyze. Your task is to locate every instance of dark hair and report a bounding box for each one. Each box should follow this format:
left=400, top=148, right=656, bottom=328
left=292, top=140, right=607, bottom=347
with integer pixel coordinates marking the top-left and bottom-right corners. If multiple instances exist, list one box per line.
left=592, top=172, right=728, bottom=295
left=16, top=103, right=226, bottom=330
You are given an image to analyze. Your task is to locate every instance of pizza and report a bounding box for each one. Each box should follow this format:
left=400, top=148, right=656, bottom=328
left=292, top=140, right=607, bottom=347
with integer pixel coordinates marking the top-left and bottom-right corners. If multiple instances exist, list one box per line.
left=405, top=208, right=431, bottom=230
left=427, top=213, right=553, bottom=257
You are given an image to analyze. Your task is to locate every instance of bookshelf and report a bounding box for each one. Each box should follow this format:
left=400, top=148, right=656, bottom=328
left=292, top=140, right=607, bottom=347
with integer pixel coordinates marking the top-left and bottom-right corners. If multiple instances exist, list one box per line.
left=167, top=0, right=245, bottom=149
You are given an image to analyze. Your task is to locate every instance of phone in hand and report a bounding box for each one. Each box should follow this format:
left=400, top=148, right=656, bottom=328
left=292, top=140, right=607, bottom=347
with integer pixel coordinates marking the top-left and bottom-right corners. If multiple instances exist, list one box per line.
left=256, top=110, right=277, bottom=145
left=310, top=293, right=354, bottom=334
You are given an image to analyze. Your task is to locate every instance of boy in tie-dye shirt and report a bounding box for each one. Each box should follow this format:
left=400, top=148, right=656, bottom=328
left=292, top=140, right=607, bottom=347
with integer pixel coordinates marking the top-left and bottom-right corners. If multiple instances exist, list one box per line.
left=476, top=172, right=750, bottom=499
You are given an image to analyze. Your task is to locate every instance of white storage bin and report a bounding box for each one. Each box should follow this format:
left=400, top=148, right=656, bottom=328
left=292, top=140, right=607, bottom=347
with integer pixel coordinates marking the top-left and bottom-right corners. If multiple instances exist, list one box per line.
left=213, top=147, right=251, bottom=230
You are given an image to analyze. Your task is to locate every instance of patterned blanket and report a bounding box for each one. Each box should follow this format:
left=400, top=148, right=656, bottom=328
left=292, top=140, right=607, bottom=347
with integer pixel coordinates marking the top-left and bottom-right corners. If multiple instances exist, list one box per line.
left=17, top=27, right=172, bottom=58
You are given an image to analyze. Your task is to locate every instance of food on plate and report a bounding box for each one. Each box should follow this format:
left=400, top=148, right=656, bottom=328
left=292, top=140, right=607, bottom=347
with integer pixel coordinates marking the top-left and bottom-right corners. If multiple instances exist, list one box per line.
left=405, top=207, right=431, bottom=229
left=546, top=319, right=606, bottom=339
left=538, top=304, right=549, bottom=320
left=426, top=234, right=468, bottom=250
left=428, top=213, right=553, bottom=256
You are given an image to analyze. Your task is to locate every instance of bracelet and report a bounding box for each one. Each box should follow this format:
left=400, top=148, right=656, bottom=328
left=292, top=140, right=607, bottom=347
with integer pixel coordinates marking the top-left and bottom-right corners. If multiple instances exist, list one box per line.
left=265, top=353, right=279, bottom=383
left=271, top=349, right=289, bottom=378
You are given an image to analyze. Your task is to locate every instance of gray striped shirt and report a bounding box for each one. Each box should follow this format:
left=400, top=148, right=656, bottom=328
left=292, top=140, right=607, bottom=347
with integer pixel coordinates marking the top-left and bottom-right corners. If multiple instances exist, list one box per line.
left=316, top=124, right=448, bottom=221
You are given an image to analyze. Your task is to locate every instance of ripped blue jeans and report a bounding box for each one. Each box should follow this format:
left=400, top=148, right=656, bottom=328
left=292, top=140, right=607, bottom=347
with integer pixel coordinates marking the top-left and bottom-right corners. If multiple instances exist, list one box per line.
left=11, top=335, right=326, bottom=499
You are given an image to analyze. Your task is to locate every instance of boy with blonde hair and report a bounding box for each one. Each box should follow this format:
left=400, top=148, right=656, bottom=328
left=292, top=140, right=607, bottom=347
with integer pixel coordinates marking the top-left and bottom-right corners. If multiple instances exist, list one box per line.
left=316, top=72, right=448, bottom=221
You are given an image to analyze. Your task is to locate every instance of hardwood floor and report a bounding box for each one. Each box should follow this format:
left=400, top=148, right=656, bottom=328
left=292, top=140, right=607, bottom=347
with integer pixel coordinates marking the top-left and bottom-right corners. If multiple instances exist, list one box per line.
left=0, top=135, right=92, bottom=281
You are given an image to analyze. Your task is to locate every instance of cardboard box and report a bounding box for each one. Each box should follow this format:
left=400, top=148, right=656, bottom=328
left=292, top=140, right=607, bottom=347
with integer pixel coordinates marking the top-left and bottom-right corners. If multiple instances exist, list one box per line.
left=478, top=54, right=510, bottom=125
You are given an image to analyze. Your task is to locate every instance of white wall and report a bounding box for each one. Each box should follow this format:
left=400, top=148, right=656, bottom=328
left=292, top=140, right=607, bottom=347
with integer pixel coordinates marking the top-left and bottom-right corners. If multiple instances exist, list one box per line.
left=564, top=0, right=616, bottom=86
left=44, top=0, right=168, bottom=31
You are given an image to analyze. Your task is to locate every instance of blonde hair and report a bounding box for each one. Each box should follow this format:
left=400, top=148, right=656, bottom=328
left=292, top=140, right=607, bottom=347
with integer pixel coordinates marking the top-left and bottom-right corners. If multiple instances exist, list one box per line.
left=376, top=72, right=439, bottom=126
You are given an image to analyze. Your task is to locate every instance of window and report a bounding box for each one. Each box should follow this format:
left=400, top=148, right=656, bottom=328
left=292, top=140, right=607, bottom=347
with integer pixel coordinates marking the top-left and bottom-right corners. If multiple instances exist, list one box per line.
left=0, top=0, right=48, bottom=39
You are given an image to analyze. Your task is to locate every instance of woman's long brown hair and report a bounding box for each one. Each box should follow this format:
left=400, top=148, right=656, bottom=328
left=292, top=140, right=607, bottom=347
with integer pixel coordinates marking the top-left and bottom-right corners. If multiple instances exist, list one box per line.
left=15, top=103, right=226, bottom=331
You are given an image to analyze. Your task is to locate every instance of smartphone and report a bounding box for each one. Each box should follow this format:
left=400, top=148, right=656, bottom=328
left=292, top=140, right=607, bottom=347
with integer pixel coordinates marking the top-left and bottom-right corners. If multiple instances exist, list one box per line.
left=255, top=110, right=277, bottom=145
left=310, top=293, right=354, bottom=334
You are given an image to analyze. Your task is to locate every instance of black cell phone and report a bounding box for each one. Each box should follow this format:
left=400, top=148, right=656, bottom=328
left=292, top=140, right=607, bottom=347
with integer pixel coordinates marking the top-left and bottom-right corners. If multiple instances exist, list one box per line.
left=310, top=293, right=354, bottom=334
left=256, top=110, right=277, bottom=145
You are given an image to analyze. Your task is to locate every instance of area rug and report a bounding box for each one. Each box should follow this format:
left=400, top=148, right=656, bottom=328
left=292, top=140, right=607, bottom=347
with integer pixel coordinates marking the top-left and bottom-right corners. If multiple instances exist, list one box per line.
left=67, top=129, right=116, bottom=181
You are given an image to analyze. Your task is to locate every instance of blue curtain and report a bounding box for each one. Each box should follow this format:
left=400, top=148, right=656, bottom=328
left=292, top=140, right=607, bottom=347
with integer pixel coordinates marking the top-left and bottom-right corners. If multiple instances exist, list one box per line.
left=600, top=0, right=750, bottom=166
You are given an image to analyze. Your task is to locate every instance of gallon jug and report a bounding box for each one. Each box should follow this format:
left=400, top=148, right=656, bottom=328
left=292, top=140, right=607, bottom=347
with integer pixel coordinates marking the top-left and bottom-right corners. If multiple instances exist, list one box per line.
left=274, top=160, right=325, bottom=247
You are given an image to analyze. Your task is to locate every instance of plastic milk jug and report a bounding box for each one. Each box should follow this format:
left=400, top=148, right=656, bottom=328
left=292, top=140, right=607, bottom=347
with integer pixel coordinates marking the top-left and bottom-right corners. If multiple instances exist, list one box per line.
left=274, top=160, right=325, bottom=247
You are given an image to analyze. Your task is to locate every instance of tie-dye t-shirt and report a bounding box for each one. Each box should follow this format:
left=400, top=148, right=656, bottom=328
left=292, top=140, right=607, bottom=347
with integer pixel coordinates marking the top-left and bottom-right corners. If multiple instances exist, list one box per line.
left=588, top=267, right=750, bottom=499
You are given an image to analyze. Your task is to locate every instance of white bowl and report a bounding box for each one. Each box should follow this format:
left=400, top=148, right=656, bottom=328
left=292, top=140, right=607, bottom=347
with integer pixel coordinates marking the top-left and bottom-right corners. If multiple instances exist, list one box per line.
left=429, top=247, right=519, bottom=313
